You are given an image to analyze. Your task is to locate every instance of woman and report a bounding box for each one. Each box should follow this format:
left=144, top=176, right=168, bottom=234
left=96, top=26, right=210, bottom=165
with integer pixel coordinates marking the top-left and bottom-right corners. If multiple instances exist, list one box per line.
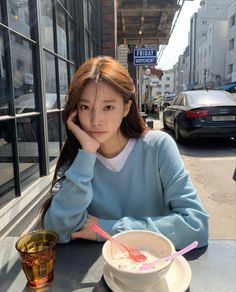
left=41, top=56, right=209, bottom=249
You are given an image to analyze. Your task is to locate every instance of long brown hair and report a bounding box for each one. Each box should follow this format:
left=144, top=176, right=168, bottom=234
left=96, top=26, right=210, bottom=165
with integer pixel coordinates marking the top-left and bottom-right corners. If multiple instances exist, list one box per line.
left=40, top=56, right=148, bottom=226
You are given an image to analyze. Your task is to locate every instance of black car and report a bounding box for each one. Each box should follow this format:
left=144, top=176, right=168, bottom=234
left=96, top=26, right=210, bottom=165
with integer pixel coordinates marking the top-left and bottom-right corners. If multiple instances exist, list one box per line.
left=162, top=90, right=236, bottom=142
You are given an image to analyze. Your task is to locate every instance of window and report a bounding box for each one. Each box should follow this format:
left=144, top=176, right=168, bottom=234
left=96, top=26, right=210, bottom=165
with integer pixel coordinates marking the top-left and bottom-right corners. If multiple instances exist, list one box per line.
left=83, top=0, right=100, bottom=59
left=17, top=116, right=40, bottom=192
left=44, top=52, right=56, bottom=110
left=69, top=19, right=75, bottom=62
left=0, top=0, right=101, bottom=209
left=58, top=59, right=68, bottom=108
left=173, top=95, right=183, bottom=105
left=229, top=38, right=234, bottom=51
left=70, top=64, right=76, bottom=83
left=40, top=0, right=54, bottom=51
left=11, top=34, right=35, bottom=112
left=8, top=0, right=31, bottom=38
left=166, top=76, right=170, bottom=81
left=228, top=64, right=233, bottom=74
left=47, top=112, right=60, bottom=161
left=0, top=120, right=15, bottom=206
left=57, top=6, right=68, bottom=58
left=0, top=30, right=9, bottom=112
left=0, top=2, right=3, bottom=22
left=230, top=14, right=235, bottom=27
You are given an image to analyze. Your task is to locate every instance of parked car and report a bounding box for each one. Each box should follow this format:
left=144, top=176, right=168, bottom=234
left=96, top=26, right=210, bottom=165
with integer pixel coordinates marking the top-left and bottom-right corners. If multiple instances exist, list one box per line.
left=162, top=90, right=236, bottom=143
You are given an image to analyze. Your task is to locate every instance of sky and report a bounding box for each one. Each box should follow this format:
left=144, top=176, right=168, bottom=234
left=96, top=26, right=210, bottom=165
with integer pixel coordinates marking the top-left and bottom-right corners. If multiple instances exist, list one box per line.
left=157, top=0, right=201, bottom=70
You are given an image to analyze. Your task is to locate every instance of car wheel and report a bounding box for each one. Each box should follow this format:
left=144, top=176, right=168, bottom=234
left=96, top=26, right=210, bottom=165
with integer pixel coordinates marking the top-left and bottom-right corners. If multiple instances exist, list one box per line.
left=174, top=122, right=184, bottom=143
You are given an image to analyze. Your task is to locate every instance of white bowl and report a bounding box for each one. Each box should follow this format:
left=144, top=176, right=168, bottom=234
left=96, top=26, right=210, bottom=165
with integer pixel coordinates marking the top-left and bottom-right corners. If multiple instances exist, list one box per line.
left=102, top=230, right=175, bottom=290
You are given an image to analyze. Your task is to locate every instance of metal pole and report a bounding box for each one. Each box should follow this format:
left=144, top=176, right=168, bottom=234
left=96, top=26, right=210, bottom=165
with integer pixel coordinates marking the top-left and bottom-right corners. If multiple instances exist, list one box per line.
left=138, top=66, right=142, bottom=111
left=204, top=68, right=207, bottom=89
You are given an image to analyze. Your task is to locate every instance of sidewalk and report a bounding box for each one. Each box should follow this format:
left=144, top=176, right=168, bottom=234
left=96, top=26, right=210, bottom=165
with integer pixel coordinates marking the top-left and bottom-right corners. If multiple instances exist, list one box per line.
left=152, top=118, right=162, bottom=130
left=147, top=112, right=163, bottom=130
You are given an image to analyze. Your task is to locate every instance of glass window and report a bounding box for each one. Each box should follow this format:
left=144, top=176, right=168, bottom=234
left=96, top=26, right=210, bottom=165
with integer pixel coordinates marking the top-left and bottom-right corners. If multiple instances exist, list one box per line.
left=67, top=0, right=74, bottom=16
left=83, top=0, right=88, bottom=27
left=47, top=112, right=60, bottom=161
left=58, top=59, right=68, bottom=108
left=44, top=52, right=57, bottom=110
left=230, top=14, right=235, bottom=27
left=88, top=1, right=93, bottom=31
left=8, top=0, right=31, bottom=38
left=0, top=2, right=3, bottom=22
left=0, top=120, right=15, bottom=207
left=84, top=30, right=89, bottom=60
left=228, top=64, right=233, bottom=74
left=59, top=0, right=66, bottom=7
left=0, top=30, right=9, bottom=114
left=11, top=34, right=35, bottom=113
left=17, top=116, right=40, bottom=190
left=57, top=6, right=67, bottom=58
left=40, top=0, right=54, bottom=51
left=89, top=38, right=93, bottom=57
left=70, top=64, right=75, bottom=82
left=69, top=19, right=75, bottom=62
left=229, top=38, right=234, bottom=50
left=61, top=115, right=66, bottom=142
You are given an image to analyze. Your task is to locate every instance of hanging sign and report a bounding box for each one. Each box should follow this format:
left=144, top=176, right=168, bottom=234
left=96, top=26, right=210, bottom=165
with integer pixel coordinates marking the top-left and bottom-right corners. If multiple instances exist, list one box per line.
left=133, top=48, right=157, bottom=66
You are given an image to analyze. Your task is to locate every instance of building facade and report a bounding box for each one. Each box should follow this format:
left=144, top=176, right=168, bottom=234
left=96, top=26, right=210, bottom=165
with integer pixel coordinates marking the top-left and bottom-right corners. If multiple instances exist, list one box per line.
left=225, top=0, right=236, bottom=82
left=154, top=69, right=174, bottom=97
left=177, top=0, right=236, bottom=91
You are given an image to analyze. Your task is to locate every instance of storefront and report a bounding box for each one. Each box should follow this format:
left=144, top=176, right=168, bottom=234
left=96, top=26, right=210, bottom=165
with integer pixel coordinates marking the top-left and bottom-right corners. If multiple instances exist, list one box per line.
left=0, top=0, right=102, bottom=239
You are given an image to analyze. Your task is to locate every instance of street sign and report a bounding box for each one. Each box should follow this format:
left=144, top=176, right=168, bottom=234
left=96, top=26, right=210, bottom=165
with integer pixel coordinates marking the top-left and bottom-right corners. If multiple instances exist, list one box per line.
left=133, top=48, right=157, bottom=66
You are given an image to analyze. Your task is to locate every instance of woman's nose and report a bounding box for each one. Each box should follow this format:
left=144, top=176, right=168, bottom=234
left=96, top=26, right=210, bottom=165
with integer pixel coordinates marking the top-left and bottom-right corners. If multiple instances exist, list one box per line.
left=91, top=108, right=102, bottom=126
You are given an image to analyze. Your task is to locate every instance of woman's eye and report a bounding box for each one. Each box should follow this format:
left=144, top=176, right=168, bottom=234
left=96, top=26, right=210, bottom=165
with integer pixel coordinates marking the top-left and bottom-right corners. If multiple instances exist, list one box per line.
left=79, top=104, right=90, bottom=111
left=104, top=105, right=114, bottom=111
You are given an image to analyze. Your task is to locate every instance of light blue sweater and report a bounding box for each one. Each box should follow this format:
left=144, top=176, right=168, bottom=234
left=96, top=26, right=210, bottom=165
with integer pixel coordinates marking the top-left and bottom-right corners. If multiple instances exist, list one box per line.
left=44, top=131, right=209, bottom=248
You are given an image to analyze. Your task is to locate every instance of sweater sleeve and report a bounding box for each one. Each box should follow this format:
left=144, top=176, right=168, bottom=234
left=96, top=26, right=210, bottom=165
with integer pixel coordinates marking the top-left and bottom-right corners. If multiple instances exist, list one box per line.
left=44, top=150, right=97, bottom=243
left=98, top=134, right=209, bottom=249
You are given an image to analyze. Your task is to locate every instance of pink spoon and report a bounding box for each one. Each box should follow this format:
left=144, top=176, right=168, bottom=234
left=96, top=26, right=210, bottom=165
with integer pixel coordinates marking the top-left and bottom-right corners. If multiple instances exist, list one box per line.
left=90, top=223, right=146, bottom=262
left=140, top=240, right=198, bottom=271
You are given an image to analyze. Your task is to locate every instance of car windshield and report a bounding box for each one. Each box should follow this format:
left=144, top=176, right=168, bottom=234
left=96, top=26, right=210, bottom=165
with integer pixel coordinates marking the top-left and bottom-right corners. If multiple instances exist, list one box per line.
left=187, top=91, right=236, bottom=106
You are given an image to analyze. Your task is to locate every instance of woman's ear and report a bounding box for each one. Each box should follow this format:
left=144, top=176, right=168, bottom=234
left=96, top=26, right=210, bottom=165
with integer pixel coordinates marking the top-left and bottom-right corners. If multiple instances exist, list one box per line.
left=123, top=100, right=132, bottom=118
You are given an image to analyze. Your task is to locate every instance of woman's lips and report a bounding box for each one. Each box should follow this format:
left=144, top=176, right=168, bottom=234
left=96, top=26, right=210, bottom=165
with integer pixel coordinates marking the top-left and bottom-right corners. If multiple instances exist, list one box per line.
left=90, top=131, right=106, bottom=136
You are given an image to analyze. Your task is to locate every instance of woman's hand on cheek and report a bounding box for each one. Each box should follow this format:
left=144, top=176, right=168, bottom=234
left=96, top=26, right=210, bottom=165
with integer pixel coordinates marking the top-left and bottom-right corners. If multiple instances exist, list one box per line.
left=66, top=110, right=100, bottom=153
left=70, top=215, right=100, bottom=241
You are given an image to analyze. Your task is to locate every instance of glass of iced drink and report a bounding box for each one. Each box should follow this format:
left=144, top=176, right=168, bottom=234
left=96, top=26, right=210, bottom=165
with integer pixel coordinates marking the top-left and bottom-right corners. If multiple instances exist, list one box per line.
left=15, top=229, right=58, bottom=289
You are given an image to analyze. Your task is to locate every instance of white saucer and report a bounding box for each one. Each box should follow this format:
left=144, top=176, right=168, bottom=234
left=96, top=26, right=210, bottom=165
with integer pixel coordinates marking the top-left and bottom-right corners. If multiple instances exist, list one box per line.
left=103, top=256, right=191, bottom=292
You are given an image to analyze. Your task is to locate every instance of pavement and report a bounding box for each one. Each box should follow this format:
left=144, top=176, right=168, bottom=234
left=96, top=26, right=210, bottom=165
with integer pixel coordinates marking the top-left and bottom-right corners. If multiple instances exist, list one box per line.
left=153, top=118, right=162, bottom=130
left=146, top=113, right=163, bottom=130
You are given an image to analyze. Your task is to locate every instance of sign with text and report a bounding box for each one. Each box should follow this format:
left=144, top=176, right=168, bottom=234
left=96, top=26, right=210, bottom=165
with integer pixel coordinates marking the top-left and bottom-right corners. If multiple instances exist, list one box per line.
left=133, top=48, right=157, bottom=66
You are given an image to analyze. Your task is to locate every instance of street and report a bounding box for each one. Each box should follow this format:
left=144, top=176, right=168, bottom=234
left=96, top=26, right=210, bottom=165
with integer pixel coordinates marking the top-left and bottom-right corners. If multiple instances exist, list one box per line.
left=153, top=115, right=236, bottom=241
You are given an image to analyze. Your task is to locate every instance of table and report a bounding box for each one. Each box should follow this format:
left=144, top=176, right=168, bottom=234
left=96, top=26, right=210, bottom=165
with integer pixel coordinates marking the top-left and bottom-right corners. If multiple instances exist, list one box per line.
left=0, top=237, right=235, bottom=292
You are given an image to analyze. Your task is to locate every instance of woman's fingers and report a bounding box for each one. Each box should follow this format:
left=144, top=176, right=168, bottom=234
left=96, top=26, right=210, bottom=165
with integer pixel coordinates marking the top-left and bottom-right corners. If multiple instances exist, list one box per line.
left=66, top=110, right=78, bottom=130
left=66, top=111, right=100, bottom=153
left=70, top=215, right=100, bottom=241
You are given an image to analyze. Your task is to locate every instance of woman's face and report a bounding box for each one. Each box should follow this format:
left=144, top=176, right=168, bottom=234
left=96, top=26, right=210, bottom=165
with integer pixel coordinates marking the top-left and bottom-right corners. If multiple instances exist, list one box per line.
left=77, top=80, right=131, bottom=145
